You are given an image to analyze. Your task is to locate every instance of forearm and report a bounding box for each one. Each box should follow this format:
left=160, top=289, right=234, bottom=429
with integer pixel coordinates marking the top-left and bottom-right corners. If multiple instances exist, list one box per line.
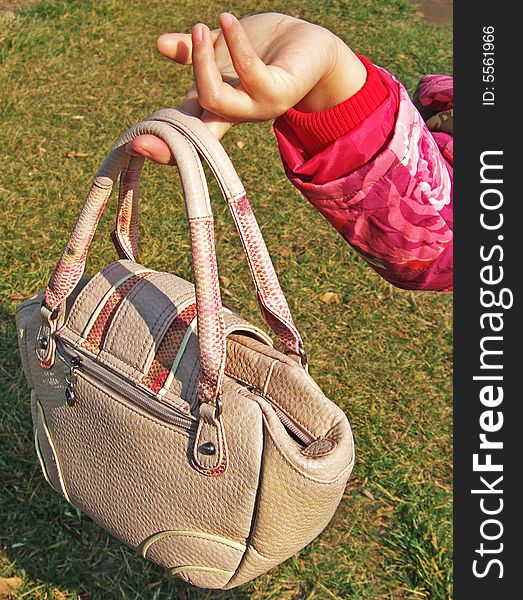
left=274, top=59, right=454, bottom=291
left=276, top=55, right=392, bottom=161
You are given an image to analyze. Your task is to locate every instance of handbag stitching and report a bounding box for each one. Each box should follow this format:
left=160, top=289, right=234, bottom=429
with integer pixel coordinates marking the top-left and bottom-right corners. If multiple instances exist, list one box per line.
left=67, top=261, right=123, bottom=327
left=262, top=422, right=354, bottom=485
left=97, top=348, right=142, bottom=380
left=103, top=276, right=195, bottom=373
left=77, top=373, right=192, bottom=438
left=224, top=367, right=316, bottom=441
left=105, top=275, right=165, bottom=364
left=144, top=305, right=197, bottom=392
left=140, top=291, right=198, bottom=371
left=82, top=271, right=152, bottom=353
left=131, top=279, right=197, bottom=365
left=141, top=530, right=246, bottom=556
left=185, top=351, right=202, bottom=407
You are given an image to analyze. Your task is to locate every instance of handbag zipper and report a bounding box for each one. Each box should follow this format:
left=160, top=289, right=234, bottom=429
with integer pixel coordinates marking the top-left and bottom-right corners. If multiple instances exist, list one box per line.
left=56, top=339, right=196, bottom=431
left=271, top=404, right=315, bottom=446
left=57, top=340, right=316, bottom=446
left=238, top=386, right=315, bottom=446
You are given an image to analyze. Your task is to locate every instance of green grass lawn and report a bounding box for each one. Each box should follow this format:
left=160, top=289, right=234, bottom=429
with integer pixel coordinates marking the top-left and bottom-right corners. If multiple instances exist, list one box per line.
left=0, top=1, right=452, bottom=598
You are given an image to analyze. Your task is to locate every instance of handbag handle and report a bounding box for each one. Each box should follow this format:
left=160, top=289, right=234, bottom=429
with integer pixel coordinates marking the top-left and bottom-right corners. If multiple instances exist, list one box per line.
left=44, top=121, right=227, bottom=405
left=43, top=114, right=310, bottom=398
left=40, top=120, right=250, bottom=475
left=112, top=109, right=305, bottom=362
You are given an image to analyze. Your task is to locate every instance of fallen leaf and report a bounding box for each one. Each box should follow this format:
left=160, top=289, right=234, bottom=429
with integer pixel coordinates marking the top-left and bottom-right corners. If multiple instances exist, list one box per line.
left=10, top=293, right=27, bottom=302
left=67, top=151, right=94, bottom=159
left=236, top=141, right=245, bottom=149
left=320, top=292, right=341, bottom=305
left=0, top=577, right=23, bottom=596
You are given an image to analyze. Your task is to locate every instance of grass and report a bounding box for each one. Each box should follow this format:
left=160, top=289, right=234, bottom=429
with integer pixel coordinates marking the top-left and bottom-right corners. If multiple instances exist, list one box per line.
left=0, top=0, right=452, bottom=598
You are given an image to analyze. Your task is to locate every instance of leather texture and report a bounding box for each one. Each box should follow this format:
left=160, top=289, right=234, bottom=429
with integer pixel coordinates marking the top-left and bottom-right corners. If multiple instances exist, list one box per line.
left=114, top=109, right=304, bottom=357
left=15, top=110, right=354, bottom=590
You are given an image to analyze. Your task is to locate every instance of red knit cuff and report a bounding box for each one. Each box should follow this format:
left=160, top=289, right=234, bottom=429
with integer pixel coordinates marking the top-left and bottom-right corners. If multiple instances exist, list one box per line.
left=282, top=54, right=388, bottom=156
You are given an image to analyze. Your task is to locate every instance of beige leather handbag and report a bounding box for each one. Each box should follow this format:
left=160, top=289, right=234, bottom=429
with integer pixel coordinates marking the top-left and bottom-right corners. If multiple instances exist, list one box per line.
left=15, top=109, right=354, bottom=590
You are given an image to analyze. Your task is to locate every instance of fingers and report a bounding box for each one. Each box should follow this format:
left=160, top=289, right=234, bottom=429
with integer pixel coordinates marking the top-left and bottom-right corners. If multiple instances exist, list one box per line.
left=178, top=84, right=203, bottom=118
left=157, top=14, right=278, bottom=121
left=126, top=135, right=174, bottom=165
left=191, top=23, right=252, bottom=119
left=218, top=13, right=269, bottom=96
left=156, top=29, right=221, bottom=64
left=130, top=14, right=264, bottom=164
left=157, top=33, right=193, bottom=65
left=191, top=23, right=224, bottom=99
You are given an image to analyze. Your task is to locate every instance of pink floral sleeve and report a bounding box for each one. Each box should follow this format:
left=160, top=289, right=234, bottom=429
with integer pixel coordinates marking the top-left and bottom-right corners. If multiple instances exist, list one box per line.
left=274, top=67, right=454, bottom=292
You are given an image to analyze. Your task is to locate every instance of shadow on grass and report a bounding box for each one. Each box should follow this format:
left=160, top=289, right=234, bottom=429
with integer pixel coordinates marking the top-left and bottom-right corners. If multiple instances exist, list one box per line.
left=0, top=304, right=249, bottom=599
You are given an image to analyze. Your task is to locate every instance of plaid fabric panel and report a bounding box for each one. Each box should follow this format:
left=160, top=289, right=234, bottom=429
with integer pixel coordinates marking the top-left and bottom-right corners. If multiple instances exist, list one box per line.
left=142, top=303, right=197, bottom=393
left=82, top=272, right=151, bottom=355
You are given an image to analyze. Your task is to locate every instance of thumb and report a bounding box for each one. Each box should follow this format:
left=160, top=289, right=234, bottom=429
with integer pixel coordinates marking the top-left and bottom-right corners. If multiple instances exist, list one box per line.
left=157, top=33, right=193, bottom=64
left=157, top=29, right=221, bottom=65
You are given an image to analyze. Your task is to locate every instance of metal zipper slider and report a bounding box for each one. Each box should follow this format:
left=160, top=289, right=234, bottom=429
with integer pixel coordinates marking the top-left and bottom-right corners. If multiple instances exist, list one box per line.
left=65, top=356, right=82, bottom=406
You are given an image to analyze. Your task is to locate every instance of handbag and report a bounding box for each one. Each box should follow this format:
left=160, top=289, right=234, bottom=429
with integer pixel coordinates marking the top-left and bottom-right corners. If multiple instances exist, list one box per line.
left=15, top=109, right=354, bottom=590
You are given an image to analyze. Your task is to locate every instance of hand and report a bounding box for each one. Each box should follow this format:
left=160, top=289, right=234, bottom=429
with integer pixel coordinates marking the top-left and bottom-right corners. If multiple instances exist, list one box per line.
left=128, top=12, right=366, bottom=164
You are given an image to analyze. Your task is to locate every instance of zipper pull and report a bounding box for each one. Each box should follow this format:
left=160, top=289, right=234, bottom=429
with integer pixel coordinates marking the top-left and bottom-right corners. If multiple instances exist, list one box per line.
left=65, top=356, right=82, bottom=406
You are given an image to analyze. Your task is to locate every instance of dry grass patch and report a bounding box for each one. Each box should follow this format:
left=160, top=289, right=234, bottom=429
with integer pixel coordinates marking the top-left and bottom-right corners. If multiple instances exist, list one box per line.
left=1, top=1, right=452, bottom=598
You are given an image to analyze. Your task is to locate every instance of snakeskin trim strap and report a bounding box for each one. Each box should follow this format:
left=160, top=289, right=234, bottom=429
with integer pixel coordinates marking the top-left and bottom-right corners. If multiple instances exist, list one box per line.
left=82, top=271, right=151, bottom=355
left=189, top=217, right=226, bottom=406
left=45, top=181, right=113, bottom=310
left=112, top=154, right=145, bottom=261
left=228, top=194, right=302, bottom=355
left=112, top=109, right=304, bottom=358
left=141, top=303, right=197, bottom=392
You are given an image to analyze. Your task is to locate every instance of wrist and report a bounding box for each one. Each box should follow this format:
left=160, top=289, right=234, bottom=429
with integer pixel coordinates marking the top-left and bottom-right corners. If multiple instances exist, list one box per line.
left=281, top=55, right=389, bottom=156
left=294, top=38, right=367, bottom=113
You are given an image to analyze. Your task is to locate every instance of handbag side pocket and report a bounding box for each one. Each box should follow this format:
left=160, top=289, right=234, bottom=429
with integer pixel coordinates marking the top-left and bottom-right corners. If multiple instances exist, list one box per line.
left=31, top=391, right=71, bottom=502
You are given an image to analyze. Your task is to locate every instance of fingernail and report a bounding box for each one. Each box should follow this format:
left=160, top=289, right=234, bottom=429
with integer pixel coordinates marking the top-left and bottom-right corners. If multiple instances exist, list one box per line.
left=192, top=23, right=203, bottom=43
left=220, top=13, right=234, bottom=27
left=136, top=144, right=152, bottom=159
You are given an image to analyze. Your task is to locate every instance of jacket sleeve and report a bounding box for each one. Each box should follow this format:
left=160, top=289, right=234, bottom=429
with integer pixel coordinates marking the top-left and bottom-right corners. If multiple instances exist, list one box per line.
left=273, top=55, right=453, bottom=291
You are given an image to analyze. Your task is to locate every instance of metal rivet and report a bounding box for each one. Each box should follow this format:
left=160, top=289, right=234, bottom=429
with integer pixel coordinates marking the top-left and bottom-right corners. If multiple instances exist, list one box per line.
left=198, top=442, right=216, bottom=456
left=39, top=337, right=49, bottom=350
